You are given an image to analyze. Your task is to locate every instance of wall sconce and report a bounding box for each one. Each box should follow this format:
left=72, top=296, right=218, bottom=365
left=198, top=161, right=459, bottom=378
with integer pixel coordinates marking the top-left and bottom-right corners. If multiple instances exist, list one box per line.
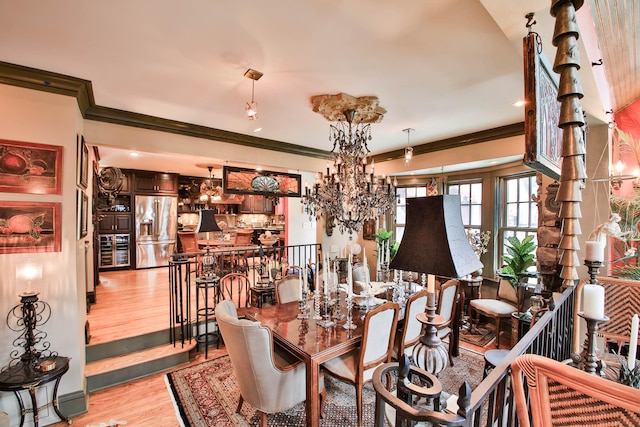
left=244, top=68, right=263, bottom=120
left=403, top=127, right=414, bottom=164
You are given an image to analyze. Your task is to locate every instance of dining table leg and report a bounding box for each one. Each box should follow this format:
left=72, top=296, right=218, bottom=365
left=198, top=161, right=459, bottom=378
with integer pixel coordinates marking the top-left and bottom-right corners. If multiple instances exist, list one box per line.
left=305, top=359, right=321, bottom=427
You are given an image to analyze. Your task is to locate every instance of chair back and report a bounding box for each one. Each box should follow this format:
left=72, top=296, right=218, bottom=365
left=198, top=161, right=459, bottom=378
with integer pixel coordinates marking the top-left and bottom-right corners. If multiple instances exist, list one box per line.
left=234, top=229, right=254, bottom=246
left=219, top=273, right=251, bottom=308
left=598, top=276, right=640, bottom=349
left=437, top=279, right=459, bottom=325
left=177, top=231, right=198, bottom=253
left=511, top=354, right=640, bottom=427
left=497, top=278, right=518, bottom=305
left=360, top=302, right=400, bottom=376
left=216, top=300, right=295, bottom=413
left=276, top=274, right=302, bottom=304
left=352, top=263, right=371, bottom=283
left=396, top=290, right=428, bottom=359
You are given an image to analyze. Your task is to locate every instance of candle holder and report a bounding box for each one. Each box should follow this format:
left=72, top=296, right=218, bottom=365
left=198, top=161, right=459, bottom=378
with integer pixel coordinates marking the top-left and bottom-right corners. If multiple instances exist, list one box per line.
left=343, top=294, right=357, bottom=330
left=317, top=295, right=336, bottom=328
left=332, top=289, right=345, bottom=321
left=584, top=259, right=604, bottom=285
left=313, top=292, right=322, bottom=320
left=573, top=312, right=609, bottom=376
left=297, top=288, right=310, bottom=320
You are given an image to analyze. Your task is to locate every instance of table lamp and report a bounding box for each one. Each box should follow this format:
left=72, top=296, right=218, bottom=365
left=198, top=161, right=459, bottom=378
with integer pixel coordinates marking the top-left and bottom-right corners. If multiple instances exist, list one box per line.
left=197, top=209, right=222, bottom=277
left=390, top=195, right=482, bottom=375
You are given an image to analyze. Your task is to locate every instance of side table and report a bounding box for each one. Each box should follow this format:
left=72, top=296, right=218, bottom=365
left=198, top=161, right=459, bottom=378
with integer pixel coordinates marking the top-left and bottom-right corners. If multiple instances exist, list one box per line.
left=0, top=356, right=71, bottom=427
left=195, top=275, right=220, bottom=358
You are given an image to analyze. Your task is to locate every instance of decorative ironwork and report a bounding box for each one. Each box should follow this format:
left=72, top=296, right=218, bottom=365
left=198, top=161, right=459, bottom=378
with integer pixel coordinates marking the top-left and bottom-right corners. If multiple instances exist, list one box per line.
left=302, top=108, right=396, bottom=235
left=3, top=293, right=56, bottom=370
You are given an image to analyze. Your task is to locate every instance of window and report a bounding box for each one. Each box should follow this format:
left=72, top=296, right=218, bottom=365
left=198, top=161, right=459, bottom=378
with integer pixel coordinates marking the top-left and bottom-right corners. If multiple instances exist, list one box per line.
left=394, top=185, right=427, bottom=243
left=500, top=173, right=538, bottom=258
left=447, top=180, right=482, bottom=235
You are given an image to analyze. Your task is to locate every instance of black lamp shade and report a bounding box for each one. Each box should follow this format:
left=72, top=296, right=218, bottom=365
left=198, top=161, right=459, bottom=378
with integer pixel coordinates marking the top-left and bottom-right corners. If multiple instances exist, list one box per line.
left=196, top=209, right=221, bottom=233
left=389, top=195, right=483, bottom=278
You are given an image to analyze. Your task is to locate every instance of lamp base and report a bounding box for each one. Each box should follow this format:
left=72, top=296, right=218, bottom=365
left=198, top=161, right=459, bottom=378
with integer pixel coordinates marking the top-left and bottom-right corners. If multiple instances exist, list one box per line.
left=412, top=342, right=449, bottom=377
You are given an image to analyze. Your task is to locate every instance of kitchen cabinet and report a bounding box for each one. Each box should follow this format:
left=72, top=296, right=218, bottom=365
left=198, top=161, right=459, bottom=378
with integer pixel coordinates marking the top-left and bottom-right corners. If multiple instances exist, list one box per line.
left=239, top=195, right=275, bottom=214
left=134, top=171, right=178, bottom=194
left=99, top=234, right=131, bottom=269
left=98, top=213, right=131, bottom=233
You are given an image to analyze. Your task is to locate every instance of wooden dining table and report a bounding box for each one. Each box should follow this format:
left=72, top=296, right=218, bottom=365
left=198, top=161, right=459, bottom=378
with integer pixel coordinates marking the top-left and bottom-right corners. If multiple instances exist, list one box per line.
left=244, top=301, right=366, bottom=427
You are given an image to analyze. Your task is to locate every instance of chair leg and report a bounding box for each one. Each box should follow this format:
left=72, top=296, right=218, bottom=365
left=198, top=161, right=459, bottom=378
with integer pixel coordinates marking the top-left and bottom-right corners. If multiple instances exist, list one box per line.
left=495, top=318, right=501, bottom=349
left=448, top=335, right=455, bottom=366
left=356, top=383, right=363, bottom=427
left=320, top=388, right=326, bottom=419
left=236, top=395, right=244, bottom=413
left=260, top=411, right=267, bottom=427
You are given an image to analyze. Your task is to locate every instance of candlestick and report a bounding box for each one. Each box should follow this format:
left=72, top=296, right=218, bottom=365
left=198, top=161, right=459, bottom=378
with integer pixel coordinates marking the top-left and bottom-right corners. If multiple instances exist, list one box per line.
left=575, top=312, right=609, bottom=376
left=583, top=284, right=605, bottom=319
left=629, top=314, right=639, bottom=370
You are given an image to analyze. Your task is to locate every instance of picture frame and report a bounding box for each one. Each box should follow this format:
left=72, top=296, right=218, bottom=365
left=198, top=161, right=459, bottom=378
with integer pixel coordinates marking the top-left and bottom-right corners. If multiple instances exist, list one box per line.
left=0, top=201, right=62, bottom=253
left=0, top=139, right=63, bottom=194
left=523, top=33, right=563, bottom=181
left=363, top=219, right=376, bottom=240
left=223, top=166, right=302, bottom=197
left=77, top=189, right=89, bottom=239
left=77, top=134, right=89, bottom=189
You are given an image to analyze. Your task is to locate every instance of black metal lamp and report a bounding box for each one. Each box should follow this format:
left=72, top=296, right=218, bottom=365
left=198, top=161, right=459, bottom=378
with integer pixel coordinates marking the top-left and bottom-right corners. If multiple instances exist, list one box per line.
left=197, top=209, right=222, bottom=277
left=390, top=195, right=483, bottom=375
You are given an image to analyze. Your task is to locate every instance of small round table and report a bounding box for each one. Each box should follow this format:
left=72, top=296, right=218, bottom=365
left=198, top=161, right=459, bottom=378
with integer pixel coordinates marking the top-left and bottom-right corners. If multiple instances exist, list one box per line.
left=0, top=356, right=71, bottom=427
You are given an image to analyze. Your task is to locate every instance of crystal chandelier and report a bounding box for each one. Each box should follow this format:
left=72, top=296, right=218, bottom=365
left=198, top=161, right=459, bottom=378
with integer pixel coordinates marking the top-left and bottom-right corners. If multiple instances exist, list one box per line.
left=303, top=109, right=396, bottom=235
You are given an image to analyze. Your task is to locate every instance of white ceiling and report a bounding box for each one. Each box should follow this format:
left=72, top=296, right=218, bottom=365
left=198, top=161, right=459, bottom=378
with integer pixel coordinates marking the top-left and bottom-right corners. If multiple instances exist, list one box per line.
left=1, top=0, right=631, bottom=178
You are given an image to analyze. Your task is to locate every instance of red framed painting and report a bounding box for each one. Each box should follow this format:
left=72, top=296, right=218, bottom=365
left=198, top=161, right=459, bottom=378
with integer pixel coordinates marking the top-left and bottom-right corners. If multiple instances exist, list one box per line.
left=0, top=201, right=62, bottom=253
left=223, top=166, right=301, bottom=197
left=0, top=139, right=63, bottom=194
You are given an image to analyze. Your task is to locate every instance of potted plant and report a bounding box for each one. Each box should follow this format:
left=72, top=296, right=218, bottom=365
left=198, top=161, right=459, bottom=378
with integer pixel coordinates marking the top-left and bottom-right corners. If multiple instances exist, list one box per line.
left=498, top=235, right=537, bottom=314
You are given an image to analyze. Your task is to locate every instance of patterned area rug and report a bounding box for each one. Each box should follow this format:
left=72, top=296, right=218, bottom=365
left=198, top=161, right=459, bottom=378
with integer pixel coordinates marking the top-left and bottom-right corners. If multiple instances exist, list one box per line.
left=459, top=323, right=496, bottom=348
left=166, top=348, right=484, bottom=427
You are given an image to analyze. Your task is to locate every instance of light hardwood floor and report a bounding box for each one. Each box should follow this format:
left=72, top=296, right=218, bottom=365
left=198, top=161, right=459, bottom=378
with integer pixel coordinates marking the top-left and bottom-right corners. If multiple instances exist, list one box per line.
left=52, top=268, right=225, bottom=427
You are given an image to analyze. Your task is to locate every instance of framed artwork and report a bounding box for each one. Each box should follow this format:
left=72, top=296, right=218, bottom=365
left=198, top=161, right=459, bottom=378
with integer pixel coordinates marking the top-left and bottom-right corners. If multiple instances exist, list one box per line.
left=77, top=134, right=89, bottom=189
left=0, top=139, right=63, bottom=194
left=223, top=166, right=302, bottom=197
left=0, top=201, right=62, bottom=253
left=77, top=189, right=89, bottom=239
left=523, top=33, right=563, bottom=181
left=363, top=219, right=376, bottom=240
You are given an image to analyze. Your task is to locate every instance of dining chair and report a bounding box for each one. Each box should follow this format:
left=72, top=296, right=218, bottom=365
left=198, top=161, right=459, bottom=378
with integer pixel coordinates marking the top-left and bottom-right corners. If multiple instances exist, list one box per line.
left=216, top=300, right=325, bottom=427
left=322, top=301, right=400, bottom=427
left=234, top=229, right=254, bottom=246
left=468, top=278, right=518, bottom=348
left=177, top=231, right=200, bottom=274
left=276, top=274, right=302, bottom=304
left=436, top=279, right=460, bottom=366
left=511, top=354, right=640, bottom=427
left=352, top=262, right=371, bottom=286
left=219, top=272, right=251, bottom=309
left=392, top=289, right=428, bottom=362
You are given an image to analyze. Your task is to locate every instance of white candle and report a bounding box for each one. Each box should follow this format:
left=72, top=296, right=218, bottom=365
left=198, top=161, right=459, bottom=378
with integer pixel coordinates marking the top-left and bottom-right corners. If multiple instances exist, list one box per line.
left=363, top=248, right=370, bottom=287
left=582, top=284, right=605, bottom=319
left=376, top=242, right=381, bottom=274
left=348, top=253, right=353, bottom=295
left=427, top=274, right=435, bottom=294
left=629, top=314, right=638, bottom=370
left=585, top=240, right=605, bottom=262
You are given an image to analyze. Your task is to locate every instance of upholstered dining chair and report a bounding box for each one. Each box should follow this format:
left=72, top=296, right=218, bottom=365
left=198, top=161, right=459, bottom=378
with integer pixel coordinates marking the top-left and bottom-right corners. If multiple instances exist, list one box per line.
left=216, top=300, right=325, bottom=427
left=276, top=274, right=302, bottom=304
left=511, top=354, right=640, bottom=427
left=322, top=301, right=400, bottom=427
left=468, top=278, right=518, bottom=348
left=219, top=273, right=251, bottom=309
left=177, top=231, right=200, bottom=274
left=234, top=229, right=254, bottom=246
left=392, top=289, right=428, bottom=362
left=352, top=262, right=371, bottom=286
left=436, top=279, right=460, bottom=366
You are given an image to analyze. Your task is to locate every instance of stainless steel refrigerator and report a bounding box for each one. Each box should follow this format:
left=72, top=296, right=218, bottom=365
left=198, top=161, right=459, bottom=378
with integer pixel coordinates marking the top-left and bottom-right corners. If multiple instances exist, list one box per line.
left=135, top=195, right=178, bottom=268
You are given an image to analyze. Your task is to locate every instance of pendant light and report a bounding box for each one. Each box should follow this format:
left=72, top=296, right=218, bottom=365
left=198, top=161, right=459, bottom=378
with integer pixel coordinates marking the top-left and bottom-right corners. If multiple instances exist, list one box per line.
left=403, top=128, right=414, bottom=164
left=244, top=69, right=263, bottom=120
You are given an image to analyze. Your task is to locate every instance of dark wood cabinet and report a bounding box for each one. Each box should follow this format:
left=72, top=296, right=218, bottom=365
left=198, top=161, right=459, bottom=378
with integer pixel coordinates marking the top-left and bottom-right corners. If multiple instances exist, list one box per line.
left=239, top=195, right=275, bottom=214
left=134, top=171, right=178, bottom=194
left=98, top=213, right=131, bottom=233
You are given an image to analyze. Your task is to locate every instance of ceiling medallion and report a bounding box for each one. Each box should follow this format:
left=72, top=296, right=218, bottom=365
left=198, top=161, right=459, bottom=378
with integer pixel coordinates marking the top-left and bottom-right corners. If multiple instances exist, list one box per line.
left=310, top=93, right=386, bottom=123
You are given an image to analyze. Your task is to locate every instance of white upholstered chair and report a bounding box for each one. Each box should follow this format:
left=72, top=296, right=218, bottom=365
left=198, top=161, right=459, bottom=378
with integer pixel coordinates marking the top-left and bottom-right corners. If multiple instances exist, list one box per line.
left=468, top=278, right=518, bottom=348
left=322, top=301, right=399, bottom=427
left=392, top=289, right=428, bottom=361
left=275, top=274, right=301, bottom=304
left=436, top=279, right=460, bottom=365
left=216, top=300, right=325, bottom=427
left=317, top=269, right=339, bottom=295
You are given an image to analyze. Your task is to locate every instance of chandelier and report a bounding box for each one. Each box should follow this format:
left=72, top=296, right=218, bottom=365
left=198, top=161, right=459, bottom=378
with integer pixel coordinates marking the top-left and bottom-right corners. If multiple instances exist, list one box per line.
left=303, top=107, right=396, bottom=235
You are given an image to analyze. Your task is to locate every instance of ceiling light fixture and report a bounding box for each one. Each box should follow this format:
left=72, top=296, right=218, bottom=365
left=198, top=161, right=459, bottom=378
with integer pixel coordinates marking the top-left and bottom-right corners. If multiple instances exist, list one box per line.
left=199, top=166, right=220, bottom=203
left=403, top=128, right=414, bottom=164
left=304, top=93, right=396, bottom=236
left=244, top=68, right=263, bottom=120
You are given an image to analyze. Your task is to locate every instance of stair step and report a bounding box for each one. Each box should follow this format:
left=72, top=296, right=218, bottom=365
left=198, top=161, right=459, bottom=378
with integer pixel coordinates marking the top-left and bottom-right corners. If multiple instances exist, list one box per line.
left=86, top=341, right=196, bottom=392
left=86, top=328, right=176, bottom=363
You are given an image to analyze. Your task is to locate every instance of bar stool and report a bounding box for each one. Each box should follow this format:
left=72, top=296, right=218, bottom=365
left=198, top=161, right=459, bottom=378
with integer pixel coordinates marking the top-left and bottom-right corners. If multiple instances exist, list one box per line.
left=195, top=275, right=220, bottom=358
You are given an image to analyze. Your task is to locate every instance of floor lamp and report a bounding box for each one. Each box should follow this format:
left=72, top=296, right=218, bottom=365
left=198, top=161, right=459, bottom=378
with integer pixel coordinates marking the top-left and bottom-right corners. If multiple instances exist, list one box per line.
left=390, top=195, right=482, bottom=376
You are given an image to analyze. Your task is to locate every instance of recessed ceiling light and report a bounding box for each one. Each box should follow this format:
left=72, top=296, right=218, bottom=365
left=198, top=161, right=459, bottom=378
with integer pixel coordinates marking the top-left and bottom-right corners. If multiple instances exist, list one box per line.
left=256, top=167, right=263, bottom=171
left=490, top=160, right=497, bottom=164
left=254, top=127, right=262, bottom=132
left=129, top=152, right=139, bottom=157
left=512, top=100, right=525, bottom=107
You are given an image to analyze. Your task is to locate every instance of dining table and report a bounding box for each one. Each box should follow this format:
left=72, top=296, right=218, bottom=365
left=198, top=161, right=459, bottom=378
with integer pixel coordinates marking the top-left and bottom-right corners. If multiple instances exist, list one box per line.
left=244, top=300, right=366, bottom=427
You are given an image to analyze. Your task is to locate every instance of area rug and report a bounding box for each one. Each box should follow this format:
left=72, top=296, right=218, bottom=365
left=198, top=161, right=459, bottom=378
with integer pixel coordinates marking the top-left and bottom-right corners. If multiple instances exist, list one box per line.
left=459, top=323, right=496, bottom=348
left=166, top=349, right=484, bottom=427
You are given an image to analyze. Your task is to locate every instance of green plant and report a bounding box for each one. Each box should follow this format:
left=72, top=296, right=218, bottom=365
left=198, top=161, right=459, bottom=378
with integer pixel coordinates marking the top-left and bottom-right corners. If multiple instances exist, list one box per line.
left=372, top=228, right=399, bottom=260
left=500, top=235, right=536, bottom=286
